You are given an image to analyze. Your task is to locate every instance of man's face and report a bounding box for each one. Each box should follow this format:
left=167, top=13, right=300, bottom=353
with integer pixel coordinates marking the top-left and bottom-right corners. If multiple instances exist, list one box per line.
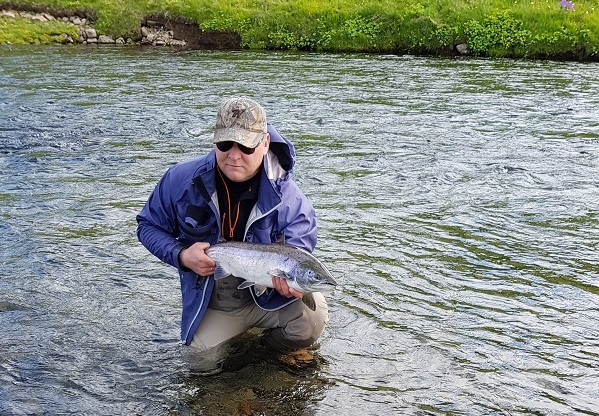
left=215, top=135, right=270, bottom=182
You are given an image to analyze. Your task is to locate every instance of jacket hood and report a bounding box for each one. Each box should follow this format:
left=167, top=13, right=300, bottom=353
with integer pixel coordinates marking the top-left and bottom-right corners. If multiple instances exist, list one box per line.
left=267, top=123, right=295, bottom=173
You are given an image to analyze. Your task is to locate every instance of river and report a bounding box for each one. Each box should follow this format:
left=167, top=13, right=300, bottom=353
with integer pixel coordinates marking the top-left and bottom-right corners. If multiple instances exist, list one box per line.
left=1, top=45, right=598, bottom=415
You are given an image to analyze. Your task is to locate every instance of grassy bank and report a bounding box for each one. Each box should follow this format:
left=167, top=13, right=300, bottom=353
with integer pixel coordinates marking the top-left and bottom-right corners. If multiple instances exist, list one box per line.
left=1, top=0, right=599, bottom=60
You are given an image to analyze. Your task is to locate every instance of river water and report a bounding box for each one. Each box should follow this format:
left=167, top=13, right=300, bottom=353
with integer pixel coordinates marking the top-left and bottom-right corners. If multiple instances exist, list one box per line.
left=1, top=45, right=598, bottom=415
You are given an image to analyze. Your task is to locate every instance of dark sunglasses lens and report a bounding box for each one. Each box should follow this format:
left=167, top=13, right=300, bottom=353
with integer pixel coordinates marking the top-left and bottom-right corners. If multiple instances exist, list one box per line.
left=238, top=144, right=256, bottom=155
left=216, top=141, right=256, bottom=155
left=216, top=141, right=234, bottom=152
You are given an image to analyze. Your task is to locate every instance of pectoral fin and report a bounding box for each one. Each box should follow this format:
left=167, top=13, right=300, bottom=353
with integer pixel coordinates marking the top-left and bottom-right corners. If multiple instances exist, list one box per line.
left=237, top=281, right=267, bottom=297
left=237, top=281, right=255, bottom=289
left=253, top=285, right=267, bottom=296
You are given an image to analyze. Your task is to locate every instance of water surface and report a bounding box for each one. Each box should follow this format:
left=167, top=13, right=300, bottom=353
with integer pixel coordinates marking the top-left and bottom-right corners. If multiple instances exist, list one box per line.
left=1, top=45, right=598, bottom=415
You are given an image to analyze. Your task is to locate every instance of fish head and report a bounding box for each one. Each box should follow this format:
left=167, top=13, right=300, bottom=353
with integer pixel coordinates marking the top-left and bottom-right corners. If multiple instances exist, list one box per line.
left=291, top=263, right=338, bottom=292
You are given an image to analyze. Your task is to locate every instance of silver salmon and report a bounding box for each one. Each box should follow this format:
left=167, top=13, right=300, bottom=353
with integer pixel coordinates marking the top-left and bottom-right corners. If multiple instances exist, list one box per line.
left=206, top=242, right=337, bottom=294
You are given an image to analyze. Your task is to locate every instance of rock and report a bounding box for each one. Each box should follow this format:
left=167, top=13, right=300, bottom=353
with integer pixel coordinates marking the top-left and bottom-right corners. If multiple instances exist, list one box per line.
left=276, top=349, right=316, bottom=368
left=31, top=14, right=47, bottom=22
left=84, top=28, right=97, bottom=39
left=116, top=37, right=125, bottom=44
left=59, top=33, right=74, bottom=44
left=98, top=35, right=114, bottom=44
left=72, top=17, right=82, bottom=25
left=456, top=43, right=470, bottom=55
left=1, top=11, right=16, bottom=18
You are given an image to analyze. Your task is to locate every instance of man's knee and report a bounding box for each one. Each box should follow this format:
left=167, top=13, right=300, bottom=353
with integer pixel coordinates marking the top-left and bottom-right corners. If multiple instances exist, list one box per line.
left=189, top=307, right=249, bottom=352
left=265, top=293, right=329, bottom=350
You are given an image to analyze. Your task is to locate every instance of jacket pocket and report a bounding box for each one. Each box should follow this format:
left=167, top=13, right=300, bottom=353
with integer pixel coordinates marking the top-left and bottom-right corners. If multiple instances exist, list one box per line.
left=180, top=270, right=206, bottom=289
left=177, top=204, right=217, bottom=244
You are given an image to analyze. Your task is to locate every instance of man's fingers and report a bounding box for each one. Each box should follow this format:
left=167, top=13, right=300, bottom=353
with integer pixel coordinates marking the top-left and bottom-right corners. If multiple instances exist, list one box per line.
left=271, top=276, right=282, bottom=292
left=270, top=276, right=303, bottom=299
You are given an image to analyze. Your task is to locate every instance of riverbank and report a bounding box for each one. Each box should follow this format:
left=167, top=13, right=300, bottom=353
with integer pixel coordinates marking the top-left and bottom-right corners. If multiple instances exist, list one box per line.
left=0, top=9, right=196, bottom=46
left=1, top=0, right=598, bottom=61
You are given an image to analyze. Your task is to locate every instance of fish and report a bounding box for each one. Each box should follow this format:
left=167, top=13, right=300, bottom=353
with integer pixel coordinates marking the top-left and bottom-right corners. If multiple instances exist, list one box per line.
left=206, top=242, right=338, bottom=297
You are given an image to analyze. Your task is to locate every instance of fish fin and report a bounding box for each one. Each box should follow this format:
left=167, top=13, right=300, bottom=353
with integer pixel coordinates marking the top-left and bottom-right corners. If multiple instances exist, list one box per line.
left=268, top=269, right=289, bottom=279
left=236, top=281, right=268, bottom=297
left=213, top=264, right=231, bottom=280
left=254, top=285, right=267, bottom=297
left=237, top=281, right=255, bottom=290
left=301, top=292, right=316, bottom=312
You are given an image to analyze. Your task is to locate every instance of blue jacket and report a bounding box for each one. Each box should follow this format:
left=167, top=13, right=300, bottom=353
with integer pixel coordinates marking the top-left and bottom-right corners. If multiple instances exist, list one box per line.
left=136, top=124, right=317, bottom=345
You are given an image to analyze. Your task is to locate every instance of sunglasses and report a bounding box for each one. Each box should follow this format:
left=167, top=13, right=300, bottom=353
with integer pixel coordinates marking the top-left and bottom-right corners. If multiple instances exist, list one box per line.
left=215, top=141, right=260, bottom=155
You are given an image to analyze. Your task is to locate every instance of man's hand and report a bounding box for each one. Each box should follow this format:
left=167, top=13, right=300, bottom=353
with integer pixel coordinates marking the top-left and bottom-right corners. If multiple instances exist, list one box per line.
left=272, top=276, right=303, bottom=299
left=179, top=242, right=216, bottom=277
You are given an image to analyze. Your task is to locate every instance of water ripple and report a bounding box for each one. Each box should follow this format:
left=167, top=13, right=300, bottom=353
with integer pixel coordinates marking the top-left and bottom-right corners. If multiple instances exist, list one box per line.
left=1, top=45, right=598, bottom=415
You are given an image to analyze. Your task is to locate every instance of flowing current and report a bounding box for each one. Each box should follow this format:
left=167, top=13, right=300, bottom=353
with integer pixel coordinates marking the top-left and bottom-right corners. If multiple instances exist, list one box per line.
left=1, top=45, right=598, bottom=415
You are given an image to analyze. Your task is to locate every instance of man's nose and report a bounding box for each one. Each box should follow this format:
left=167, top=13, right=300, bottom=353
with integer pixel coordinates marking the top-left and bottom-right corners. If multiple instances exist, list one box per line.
left=227, top=143, right=243, bottom=157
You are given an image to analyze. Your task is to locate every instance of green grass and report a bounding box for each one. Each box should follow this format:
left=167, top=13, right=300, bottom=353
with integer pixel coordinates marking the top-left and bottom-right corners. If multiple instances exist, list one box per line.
left=0, top=14, right=79, bottom=43
left=1, top=0, right=598, bottom=59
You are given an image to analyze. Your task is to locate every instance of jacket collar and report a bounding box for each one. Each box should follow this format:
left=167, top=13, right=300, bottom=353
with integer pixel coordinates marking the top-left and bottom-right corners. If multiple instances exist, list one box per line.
left=192, top=151, right=283, bottom=210
left=191, top=152, right=217, bottom=202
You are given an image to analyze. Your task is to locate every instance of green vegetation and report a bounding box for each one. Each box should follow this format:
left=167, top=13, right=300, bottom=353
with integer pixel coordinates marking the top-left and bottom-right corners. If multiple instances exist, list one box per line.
left=0, top=11, right=78, bottom=43
left=1, top=0, right=598, bottom=60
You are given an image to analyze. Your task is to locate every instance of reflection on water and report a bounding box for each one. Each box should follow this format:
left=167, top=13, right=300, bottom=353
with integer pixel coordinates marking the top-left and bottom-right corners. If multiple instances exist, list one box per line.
left=1, top=45, right=598, bottom=415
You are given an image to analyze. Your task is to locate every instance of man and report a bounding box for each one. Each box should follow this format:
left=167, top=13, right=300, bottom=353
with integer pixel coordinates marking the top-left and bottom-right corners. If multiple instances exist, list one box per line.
left=136, top=97, right=329, bottom=368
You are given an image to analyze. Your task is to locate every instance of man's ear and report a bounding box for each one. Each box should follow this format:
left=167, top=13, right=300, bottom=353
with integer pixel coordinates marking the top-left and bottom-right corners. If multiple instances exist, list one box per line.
left=263, top=134, right=270, bottom=155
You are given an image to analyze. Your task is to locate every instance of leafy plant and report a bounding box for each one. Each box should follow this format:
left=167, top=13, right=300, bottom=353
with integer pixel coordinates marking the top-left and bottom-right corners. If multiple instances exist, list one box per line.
left=463, top=12, right=531, bottom=56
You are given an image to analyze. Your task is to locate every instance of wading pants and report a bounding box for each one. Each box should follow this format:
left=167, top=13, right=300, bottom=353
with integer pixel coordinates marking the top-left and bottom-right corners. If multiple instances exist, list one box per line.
left=189, top=292, right=329, bottom=352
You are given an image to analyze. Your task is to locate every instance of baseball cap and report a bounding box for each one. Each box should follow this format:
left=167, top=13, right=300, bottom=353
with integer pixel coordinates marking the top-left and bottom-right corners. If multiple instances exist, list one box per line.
left=213, top=97, right=268, bottom=148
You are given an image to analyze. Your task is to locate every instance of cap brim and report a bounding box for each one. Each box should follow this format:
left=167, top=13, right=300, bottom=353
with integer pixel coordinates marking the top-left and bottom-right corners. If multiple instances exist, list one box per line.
left=213, top=127, right=264, bottom=148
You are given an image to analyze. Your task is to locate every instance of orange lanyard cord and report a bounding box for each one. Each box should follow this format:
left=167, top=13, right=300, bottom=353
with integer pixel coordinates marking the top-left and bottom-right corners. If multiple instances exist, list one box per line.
left=217, top=167, right=241, bottom=239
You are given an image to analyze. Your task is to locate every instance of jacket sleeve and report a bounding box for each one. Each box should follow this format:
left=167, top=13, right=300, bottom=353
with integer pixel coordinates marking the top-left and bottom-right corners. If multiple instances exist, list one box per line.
left=279, top=180, right=318, bottom=252
left=136, top=168, right=187, bottom=270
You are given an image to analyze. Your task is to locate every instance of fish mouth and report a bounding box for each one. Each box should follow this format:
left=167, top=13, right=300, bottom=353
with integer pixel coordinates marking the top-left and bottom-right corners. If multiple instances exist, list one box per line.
left=311, top=281, right=337, bottom=292
left=323, top=277, right=338, bottom=288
